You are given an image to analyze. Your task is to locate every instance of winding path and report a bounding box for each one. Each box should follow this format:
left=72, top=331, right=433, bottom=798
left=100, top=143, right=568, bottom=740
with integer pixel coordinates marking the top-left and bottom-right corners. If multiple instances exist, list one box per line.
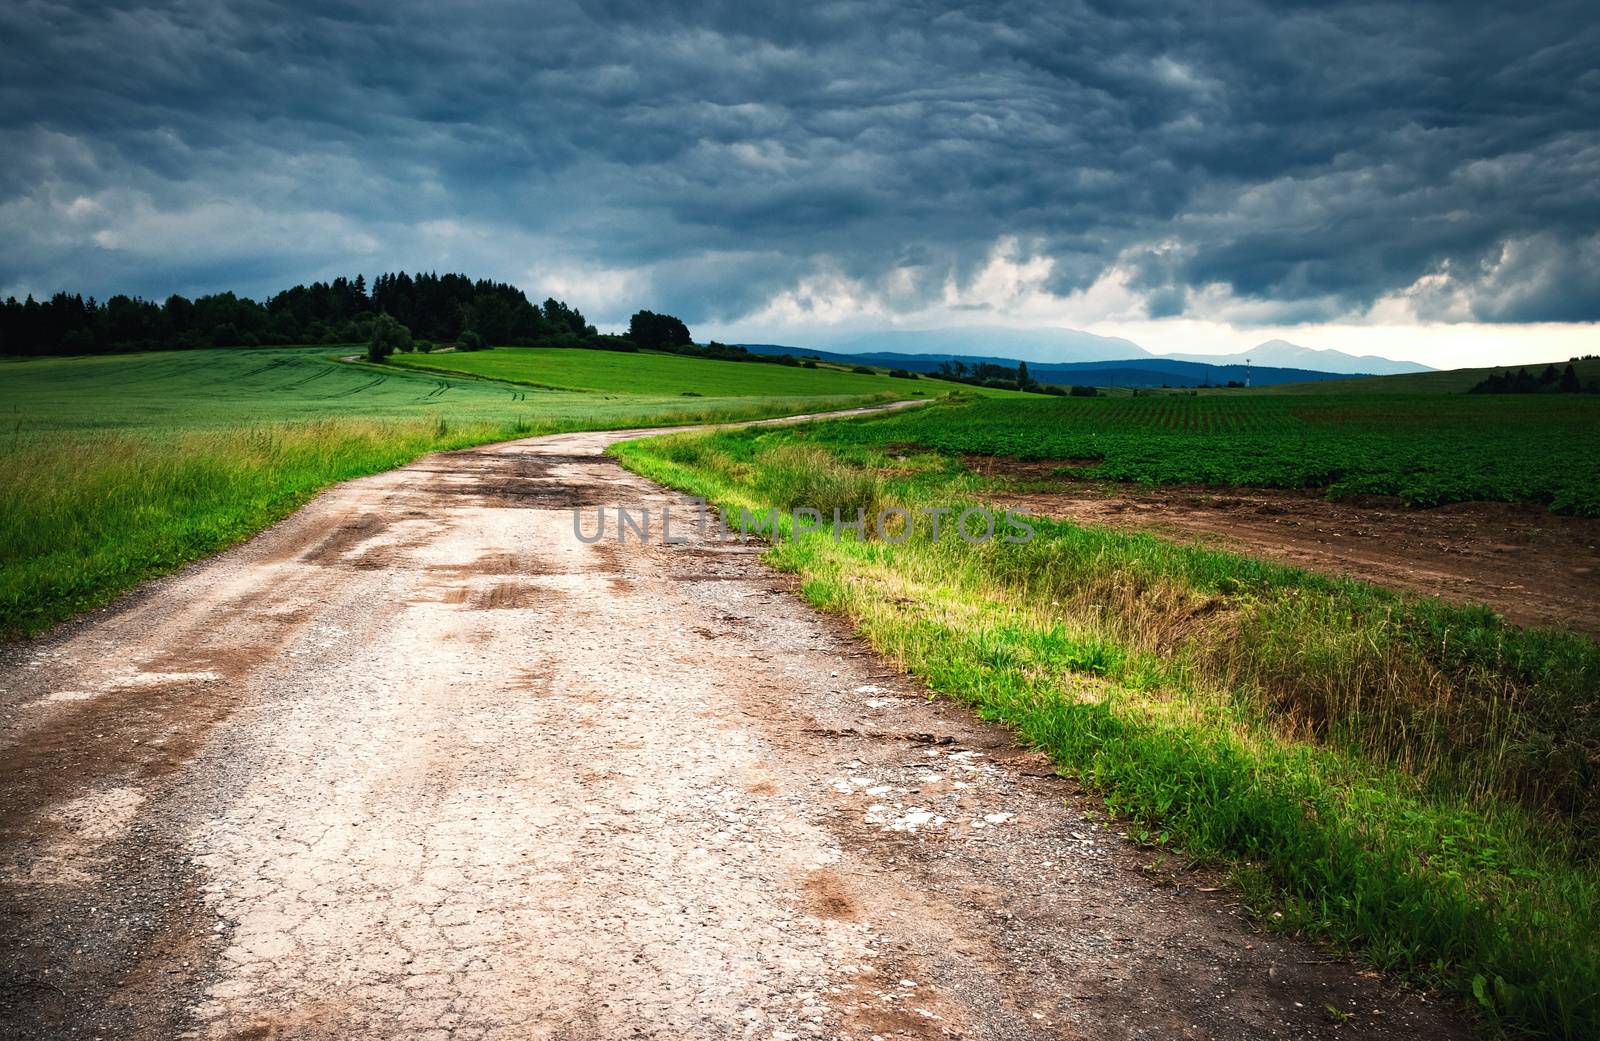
left=0, top=406, right=1468, bottom=1040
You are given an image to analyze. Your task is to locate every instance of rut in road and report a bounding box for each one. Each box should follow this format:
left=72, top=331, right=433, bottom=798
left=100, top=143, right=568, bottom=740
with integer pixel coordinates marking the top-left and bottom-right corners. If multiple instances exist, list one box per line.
left=0, top=412, right=1470, bottom=1040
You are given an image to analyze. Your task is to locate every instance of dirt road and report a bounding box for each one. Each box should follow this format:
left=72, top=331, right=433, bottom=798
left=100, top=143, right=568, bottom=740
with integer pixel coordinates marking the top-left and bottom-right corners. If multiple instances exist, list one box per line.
left=0, top=412, right=1469, bottom=1040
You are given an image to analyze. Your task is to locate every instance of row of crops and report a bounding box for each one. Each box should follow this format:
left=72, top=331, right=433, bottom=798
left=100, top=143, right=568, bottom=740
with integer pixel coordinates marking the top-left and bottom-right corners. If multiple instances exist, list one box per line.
left=817, top=392, right=1600, bottom=515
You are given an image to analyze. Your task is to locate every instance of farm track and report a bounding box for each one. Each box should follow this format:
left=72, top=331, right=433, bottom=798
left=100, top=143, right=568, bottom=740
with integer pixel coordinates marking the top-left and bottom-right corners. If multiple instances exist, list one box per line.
left=0, top=405, right=1469, bottom=1040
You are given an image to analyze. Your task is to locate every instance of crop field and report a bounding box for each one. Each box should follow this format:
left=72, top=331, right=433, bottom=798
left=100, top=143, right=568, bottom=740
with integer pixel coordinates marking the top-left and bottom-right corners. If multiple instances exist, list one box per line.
left=388, top=345, right=947, bottom=398
left=2, top=347, right=905, bottom=434
left=0, top=347, right=902, bottom=636
left=814, top=391, right=1600, bottom=514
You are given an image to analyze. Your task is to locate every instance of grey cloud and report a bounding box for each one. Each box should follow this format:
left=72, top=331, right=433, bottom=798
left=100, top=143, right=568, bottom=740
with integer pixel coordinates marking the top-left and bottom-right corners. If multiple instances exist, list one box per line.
left=0, top=0, right=1597, bottom=325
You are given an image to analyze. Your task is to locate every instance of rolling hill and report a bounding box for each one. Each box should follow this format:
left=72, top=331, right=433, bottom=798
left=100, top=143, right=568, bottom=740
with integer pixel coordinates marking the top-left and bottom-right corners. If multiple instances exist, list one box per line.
left=742, top=327, right=1429, bottom=384
left=826, top=326, right=1149, bottom=363
left=739, top=344, right=1356, bottom=387
left=1157, top=339, right=1433, bottom=375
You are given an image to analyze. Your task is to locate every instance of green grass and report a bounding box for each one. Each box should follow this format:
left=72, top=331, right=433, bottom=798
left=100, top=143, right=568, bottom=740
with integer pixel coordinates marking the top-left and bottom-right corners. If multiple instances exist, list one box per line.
left=809, top=392, right=1600, bottom=514
left=388, top=345, right=945, bottom=397
left=0, top=346, right=905, bottom=433
left=613, top=422, right=1600, bottom=1040
left=0, top=346, right=905, bottom=637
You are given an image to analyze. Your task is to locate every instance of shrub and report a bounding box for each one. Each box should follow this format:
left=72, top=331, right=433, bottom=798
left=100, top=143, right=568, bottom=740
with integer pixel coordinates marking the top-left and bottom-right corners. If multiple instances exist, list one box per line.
left=366, top=314, right=411, bottom=362
left=628, top=310, right=692, bottom=349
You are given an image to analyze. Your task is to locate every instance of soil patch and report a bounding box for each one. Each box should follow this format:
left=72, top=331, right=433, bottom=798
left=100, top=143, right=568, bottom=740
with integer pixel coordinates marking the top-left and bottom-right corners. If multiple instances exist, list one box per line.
left=992, top=476, right=1600, bottom=635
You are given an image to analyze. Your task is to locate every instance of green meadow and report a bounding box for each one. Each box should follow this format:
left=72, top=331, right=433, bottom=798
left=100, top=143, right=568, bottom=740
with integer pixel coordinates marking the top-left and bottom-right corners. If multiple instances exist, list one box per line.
left=387, top=345, right=943, bottom=398
left=0, top=346, right=904, bottom=637
left=3, top=346, right=913, bottom=433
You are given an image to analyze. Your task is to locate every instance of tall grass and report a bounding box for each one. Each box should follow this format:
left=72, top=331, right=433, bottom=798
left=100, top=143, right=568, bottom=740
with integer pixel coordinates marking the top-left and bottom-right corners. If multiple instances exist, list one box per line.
left=614, top=425, right=1600, bottom=1040
left=0, top=419, right=504, bottom=636
left=0, top=392, right=896, bottom=639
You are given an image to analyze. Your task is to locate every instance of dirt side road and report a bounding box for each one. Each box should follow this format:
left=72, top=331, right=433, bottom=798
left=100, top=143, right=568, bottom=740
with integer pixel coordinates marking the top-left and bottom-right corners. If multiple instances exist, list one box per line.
left=1, top=413, right=1469, bottom=1040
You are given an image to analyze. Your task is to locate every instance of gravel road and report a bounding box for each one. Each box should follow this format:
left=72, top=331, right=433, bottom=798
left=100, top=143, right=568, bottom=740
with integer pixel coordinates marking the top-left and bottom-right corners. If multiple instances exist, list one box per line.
left=0, top=408, right=1470, bottom=1040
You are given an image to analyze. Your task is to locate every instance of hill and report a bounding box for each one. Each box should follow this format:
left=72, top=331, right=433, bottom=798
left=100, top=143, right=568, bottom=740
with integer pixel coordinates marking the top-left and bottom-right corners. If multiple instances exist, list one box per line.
left=753, top=327, right=1426, bottom=377
left=740, top=344, right=1356, bottom=388
left=386, top=347, right=940, bottom=399
left=826, top=326, right=1149, bottom=363
left=1158, top=339, right=1433, bottom=375
left=0, top=346, right=920, bottom=435
left=1264, top=357, right=1600, bottom=394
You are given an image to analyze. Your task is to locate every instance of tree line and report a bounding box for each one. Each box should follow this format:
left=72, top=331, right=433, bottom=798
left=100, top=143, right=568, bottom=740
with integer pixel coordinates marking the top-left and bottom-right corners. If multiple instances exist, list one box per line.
left=931, top=358, right=1075, bottom=395
left=0, top=273, right=851, bottom=375
left=0, top=272, right=614, bottom=356
left=1468, top=362, right=1598, bottom=395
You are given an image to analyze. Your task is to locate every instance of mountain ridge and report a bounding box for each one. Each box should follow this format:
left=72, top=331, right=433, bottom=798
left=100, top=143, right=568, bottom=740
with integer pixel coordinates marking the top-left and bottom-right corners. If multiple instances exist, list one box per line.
left=737, top=344, right=1360, bottom=388
left=1157, top=338, right=1433, bottom=375
left=826, top=326, right=1151, bottom=364
left=804, top=327, right=1428, bottom=375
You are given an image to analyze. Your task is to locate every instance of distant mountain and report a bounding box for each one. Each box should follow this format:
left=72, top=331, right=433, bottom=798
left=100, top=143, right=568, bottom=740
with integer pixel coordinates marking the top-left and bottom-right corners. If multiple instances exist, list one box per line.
left=1023, top=357, right=1353, bottom=388
left=1157, top=339, right=1432, bottom=376
left=800, top=328, right=1426, bottom=375
left=826, top=326, right=1151, bottom=364
left=737, top=344, right=1355, bottom=388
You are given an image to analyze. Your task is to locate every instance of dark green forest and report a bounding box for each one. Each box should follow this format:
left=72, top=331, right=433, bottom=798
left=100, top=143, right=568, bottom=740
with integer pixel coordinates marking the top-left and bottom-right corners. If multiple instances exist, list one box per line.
left=0, top=272, right=605, bottom=355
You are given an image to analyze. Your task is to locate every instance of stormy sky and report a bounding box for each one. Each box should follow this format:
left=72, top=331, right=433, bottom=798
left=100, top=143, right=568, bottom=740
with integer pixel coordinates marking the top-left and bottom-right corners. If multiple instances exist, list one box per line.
left=2, top=0, right=1597, bottom=364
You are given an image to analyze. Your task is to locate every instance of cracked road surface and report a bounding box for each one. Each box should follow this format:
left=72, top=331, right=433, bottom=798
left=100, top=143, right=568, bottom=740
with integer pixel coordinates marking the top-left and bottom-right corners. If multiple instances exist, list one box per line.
left=0, top=413, right=1470, bottom=1040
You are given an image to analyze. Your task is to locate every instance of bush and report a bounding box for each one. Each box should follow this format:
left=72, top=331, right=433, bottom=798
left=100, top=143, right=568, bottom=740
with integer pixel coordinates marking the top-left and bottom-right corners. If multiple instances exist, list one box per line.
left=1069, top=384, right=1100, bottom=397
left=628, top=310, right=692, bottom=349
left=458, top=330, right=484, bottom=352
left=851, top=365, right=874, bottom=375
left=366, top=314, right=411, bottom=362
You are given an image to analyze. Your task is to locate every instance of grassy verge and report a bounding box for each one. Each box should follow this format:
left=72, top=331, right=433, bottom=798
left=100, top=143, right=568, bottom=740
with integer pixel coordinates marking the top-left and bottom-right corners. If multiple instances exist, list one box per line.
left=0, top=392, right=897, bottom=639
left=612, top=423, right=1600, bottom=1040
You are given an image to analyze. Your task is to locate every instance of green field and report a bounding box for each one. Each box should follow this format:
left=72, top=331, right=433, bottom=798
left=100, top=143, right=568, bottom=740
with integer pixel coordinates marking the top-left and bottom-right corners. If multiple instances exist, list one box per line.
left=812, top=391, right=1600, bottom=514
left=2, top=346, right=912, bottom=433
left=614, top=419, right=1600, bottom=1041
left=0, top=347, right=906, bottom=637
left=1263, top=356, right=1600, bottom=395
left=388, top=345, right=952, bottom=398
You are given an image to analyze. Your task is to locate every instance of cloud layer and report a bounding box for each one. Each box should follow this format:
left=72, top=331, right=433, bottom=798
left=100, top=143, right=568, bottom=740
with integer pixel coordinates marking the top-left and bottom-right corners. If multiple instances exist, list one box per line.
left=2, top=0, right=1597, bottom=340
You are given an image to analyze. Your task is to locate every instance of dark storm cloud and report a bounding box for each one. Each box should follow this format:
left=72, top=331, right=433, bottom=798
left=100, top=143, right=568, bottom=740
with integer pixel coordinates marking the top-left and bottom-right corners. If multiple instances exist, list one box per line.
left=1, top=0, right=1597, bottom=324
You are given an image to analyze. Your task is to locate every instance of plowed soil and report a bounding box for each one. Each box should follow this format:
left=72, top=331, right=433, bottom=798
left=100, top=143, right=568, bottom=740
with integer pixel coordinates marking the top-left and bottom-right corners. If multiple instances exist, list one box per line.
left=975, top=464, right=1600, bottom=636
